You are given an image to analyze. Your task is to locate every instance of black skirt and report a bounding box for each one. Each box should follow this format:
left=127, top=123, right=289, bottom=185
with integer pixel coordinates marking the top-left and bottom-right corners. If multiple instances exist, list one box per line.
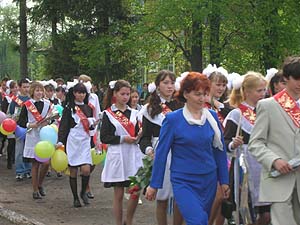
left=104, top=180, right=131, bottom=188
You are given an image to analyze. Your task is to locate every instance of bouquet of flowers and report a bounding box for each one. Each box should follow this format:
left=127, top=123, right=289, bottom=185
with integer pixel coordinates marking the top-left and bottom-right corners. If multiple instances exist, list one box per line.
left=128, top=156, right=153, bottom=200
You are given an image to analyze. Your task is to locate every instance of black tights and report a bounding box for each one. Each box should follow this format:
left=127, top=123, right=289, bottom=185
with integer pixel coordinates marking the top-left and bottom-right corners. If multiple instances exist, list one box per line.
left=69, top=175, right=90, bottom=200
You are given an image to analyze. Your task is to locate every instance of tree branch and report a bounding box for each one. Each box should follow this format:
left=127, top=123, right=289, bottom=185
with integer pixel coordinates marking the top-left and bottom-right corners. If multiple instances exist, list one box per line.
left=156, top=30, right=190, bottom=61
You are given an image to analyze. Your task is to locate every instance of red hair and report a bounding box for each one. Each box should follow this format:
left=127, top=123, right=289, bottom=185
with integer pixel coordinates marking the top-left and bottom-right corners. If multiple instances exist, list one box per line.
left=175, top=72, right=210, bottom=102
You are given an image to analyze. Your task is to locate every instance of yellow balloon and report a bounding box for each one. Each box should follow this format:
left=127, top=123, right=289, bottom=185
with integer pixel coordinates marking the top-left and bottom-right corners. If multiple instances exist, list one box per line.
left=34, top=141, right=55, bottom=159
left=51, top=150, right=68, bottom=172
left=91, top=148, right=106, bottom=165
left=50, top=124, right=58, bottom=133
left=64, top=167, right=70, bottom=176
left=0, top=125, right=13, bottom=136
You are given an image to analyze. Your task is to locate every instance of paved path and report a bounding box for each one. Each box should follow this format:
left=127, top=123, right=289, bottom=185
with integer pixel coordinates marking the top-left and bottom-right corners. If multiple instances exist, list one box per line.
left=0, top=155, right=158, bottom=225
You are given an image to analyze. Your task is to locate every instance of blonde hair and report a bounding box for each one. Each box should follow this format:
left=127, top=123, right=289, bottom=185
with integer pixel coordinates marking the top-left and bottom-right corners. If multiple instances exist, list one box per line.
left=229, top=71, right=266, bottom=108
left=78, top=74, right=92, bottom=82
left=29, top=82, right=45, bottom=98
left=209, top=71, right=228, bottom=84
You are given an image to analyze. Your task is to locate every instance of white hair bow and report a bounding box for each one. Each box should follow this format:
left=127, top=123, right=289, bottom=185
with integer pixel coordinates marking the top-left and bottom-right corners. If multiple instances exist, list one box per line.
left=265, top=68, right=278, bottom=82
left=175, top=71, right=189, bottom=91
left=148, top=82, right=156, bottom=93
left=109, top=80, right=117, bottom=89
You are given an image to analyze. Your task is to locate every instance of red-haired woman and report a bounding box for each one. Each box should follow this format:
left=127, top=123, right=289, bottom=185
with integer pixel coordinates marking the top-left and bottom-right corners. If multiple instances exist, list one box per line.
left=139, top=70, right=184, bottom=225
left=146, top=72, right=229, bottom=225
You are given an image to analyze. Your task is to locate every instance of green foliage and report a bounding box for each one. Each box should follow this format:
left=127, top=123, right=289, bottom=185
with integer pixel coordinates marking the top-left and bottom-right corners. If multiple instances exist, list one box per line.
left=44, top=30, right=80, bottom=80
left=129, top=155, right=153, bottom=189
left=5, top=0, right=300, bottom=82
left=0, top=6, right=20, bottom=79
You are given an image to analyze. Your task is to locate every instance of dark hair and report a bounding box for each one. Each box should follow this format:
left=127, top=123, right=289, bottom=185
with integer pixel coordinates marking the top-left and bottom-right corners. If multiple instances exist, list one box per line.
left=269, top=70, right=284, bottom=96
left=18, top=78, right=29, bottom=87
left=55, top=78, right=65, bottom=84
left=64, top=83, right=89, bottom=111
left=1, top=77, right=9, bottom=83
left=103, top=80, right=131, bottom=109
left=147, top=70, right=176, bottom=118
left=56, top=86, right=66, bottom=93
left=44, top=84, right=55, bottom=92
left=282, top=56, right=300, bottom=80
left=175, top=72, right=210, bottom=103
left=9, top=81, right=17, bottom=89
left=128, top=88, right=139, bottom=108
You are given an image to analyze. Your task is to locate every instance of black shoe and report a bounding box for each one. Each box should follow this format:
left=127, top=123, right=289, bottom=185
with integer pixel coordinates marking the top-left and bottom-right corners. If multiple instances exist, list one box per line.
left=86, top=192, right=94, bottom=199
left=73, top=199, right=82, bottom=208
left=56, top=172, right=62, bottom=177
left=7, top=163, right=12, bottom=169
left=46, top=171, right=51, bottom=177
left=33, top=192, right=42, bottom=199
left=38, top=186, right=46, bottom=196
left=24, top=173, right=32, bottom=179
left=227, top=218, right=236, bottom=225
left=80, top=192, right=90, bottom=205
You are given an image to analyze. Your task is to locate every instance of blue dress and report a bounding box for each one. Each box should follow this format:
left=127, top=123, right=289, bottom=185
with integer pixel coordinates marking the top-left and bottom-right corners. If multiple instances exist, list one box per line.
left=150, top=108, right=229, bottom=225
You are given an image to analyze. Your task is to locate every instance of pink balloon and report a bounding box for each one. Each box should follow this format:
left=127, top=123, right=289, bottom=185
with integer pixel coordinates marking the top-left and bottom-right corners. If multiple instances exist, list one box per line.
left=0, top=111, right=7, bottom=124
left=34, top=153, right=50, bottom=163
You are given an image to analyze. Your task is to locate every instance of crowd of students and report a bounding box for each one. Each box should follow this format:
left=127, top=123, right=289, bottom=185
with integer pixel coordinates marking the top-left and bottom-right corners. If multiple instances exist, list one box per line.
left=1, top=56, right=300, bottom=225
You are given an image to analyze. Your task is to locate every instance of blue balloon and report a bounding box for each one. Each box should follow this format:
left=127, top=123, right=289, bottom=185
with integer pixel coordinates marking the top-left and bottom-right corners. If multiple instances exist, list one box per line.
left=54, top=105, right=64, bottom=117
left=15, top=125, right=26, bottom=141
left=39, top=125, right=58, bottom=145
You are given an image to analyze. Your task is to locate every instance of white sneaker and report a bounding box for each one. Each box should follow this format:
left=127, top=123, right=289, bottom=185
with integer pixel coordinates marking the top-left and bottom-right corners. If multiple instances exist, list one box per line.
left=16, top=174, right=23, bottom=181
left=138, top=198, right=143, bottom=205
left=124, top=193, right=130, bottom=200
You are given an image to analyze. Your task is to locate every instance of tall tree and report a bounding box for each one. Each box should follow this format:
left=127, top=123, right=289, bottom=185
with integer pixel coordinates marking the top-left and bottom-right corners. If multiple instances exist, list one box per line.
left=19, top=0, right=28, bottom=78
left=209, top=0, right=221, bottom=66
left=0, top=6, right=19, bottom=78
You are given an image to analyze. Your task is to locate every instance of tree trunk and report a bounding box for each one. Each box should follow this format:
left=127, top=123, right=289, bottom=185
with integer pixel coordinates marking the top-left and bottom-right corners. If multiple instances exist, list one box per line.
left=100, top=13, right=111, bottom=81
left=209, top=0, right=221, bottom=66
left=261, top=5, right=279, bottom=70
left=51, top=15, right=58, bottom=76
left=19, top=0, right=28, bottom=78
left=190, top=20, right=203, bottom=72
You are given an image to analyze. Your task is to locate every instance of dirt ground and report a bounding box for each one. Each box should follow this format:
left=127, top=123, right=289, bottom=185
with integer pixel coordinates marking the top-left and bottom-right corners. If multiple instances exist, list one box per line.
left=0, top=154, right=161, bottom=225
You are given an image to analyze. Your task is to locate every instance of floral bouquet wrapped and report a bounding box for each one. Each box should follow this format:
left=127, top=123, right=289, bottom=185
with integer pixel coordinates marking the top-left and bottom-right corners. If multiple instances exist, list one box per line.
left=128, top=156, right=153, bottom=200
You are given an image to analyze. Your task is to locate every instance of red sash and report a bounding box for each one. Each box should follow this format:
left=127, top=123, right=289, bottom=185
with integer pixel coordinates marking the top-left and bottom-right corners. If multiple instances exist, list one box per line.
left=161, top=103, right=172, bottom=116
left=11, top=95, right=24, bottom=107
left=75, top=106, right=90, bottom=134
left=274, top=90, right=300, bottom=128
left=24, top=100, right=43, bottom=122
left=107, top=108, right=135, bottom=137
left=88, top=102, right=96, bottom=118
left=205, top=102, right=225, bottom=128
left=1, top=91, right=7, bottom=100
left=238, top=104, right=256, bottom=125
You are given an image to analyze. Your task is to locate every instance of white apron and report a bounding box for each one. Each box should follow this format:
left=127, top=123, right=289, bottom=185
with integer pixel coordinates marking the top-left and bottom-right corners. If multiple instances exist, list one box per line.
left=88, top=93, right=101, bottom=137
left=101, top=108, right=143, bottom=182
left=152, top=137, right=173, bottom=200
left=224, top=106, right=269, bottom=207
left=139, top=104, right=173, bottom=200
left=23, top=100, right=51, bottom=158
left=66, top=110, right=93, bottom=166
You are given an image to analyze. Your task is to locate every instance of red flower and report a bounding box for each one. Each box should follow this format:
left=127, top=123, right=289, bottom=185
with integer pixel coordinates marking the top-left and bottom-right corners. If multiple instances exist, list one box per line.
left=130, top=194, right=138, bottom=200
left=128, top=185, right=140, bottom=194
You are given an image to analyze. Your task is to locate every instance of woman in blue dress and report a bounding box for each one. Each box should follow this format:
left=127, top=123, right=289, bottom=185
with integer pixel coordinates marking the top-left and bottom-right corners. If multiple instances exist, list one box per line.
left=145, top=72, right=229, bottom=225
